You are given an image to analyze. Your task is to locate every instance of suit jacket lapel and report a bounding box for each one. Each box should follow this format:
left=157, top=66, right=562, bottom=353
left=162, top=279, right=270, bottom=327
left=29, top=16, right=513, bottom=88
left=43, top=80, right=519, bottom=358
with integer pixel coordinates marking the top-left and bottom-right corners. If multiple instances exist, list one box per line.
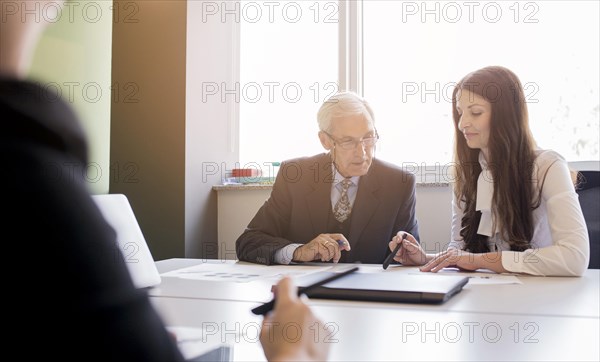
left=348, top=166, right=381, bottom=249
left=306, top=154, right=334, bottom=235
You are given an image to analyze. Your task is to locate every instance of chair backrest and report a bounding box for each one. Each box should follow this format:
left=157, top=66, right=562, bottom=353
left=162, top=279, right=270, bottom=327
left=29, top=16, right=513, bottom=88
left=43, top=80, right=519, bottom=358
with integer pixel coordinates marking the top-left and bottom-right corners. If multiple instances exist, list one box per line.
left=577, top=170, right=600, bottom=269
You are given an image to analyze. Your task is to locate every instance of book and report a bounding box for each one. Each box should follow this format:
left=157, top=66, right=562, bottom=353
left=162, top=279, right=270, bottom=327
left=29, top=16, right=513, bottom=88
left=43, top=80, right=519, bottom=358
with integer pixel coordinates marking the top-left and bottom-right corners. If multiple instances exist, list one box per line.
left=231, top=168, right=261, bottom=177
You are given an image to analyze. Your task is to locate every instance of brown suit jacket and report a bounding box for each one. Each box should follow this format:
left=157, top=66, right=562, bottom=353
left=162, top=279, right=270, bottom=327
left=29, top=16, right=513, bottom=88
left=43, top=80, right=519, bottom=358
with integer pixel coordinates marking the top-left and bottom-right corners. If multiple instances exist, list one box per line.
left=236, top=153, right=420, bottom=265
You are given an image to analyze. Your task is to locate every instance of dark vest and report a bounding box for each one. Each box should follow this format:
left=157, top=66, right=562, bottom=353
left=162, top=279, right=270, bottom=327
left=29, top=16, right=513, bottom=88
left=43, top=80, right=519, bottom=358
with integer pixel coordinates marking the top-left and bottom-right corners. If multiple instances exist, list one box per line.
left=326, top=207, right=354, bottom=263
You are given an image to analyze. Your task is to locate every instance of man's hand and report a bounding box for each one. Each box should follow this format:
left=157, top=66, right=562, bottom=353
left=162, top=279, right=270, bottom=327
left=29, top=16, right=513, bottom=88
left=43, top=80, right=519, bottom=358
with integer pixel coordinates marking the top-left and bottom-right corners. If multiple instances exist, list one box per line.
left=293, top=234, right=351, bottom=263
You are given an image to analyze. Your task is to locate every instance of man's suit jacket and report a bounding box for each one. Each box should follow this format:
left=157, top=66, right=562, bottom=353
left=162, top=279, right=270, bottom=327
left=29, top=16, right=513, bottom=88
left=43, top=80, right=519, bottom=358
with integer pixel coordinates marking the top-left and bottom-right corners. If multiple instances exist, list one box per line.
left=236, top=153, right=420, bottom=265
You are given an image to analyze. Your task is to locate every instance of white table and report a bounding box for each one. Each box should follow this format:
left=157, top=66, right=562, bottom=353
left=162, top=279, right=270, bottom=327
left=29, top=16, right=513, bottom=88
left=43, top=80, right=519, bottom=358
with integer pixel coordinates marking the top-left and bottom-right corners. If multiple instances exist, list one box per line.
left=149, top=259, right=600, bottom=361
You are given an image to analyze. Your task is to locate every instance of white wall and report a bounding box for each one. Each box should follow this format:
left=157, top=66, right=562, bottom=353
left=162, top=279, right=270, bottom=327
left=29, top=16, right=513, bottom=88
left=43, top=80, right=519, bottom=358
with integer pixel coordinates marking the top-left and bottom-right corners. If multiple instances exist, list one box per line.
left=216, top=185, right=453, bottom=259
left=185, top=1, right=240, bottom=258
left=414, top=186, right=453, bottom=252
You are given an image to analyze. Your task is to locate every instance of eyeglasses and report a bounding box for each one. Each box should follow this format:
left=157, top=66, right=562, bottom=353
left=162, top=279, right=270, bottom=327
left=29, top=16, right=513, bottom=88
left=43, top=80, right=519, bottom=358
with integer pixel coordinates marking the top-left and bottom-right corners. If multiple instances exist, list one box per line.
left=323, top=130, right=379, bottom=151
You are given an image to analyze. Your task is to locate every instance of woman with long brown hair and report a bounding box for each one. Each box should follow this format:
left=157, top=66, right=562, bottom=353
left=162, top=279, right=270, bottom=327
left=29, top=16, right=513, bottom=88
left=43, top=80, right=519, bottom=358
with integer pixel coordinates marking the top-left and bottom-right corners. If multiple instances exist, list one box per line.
left=390, top=66, right=589, bottom=276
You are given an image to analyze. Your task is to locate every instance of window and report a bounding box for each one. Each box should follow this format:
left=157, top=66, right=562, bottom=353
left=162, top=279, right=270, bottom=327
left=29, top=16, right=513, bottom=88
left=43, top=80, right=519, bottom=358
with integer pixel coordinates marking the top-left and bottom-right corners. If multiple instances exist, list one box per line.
left=240, top=1, right=599, bottom=174
left=363, top=0, right=599, bottom=168
left=239, top=1, right=339, bottom=170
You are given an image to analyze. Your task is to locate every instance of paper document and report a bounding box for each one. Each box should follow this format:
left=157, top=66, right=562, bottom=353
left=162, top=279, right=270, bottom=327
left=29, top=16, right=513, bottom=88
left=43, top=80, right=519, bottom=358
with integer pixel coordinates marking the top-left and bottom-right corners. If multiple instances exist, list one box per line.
left=408, top=269, right=522, bottom=285
left=463, top=274, right=521, bottom=285
left=161, top=262, right=330, bottom=283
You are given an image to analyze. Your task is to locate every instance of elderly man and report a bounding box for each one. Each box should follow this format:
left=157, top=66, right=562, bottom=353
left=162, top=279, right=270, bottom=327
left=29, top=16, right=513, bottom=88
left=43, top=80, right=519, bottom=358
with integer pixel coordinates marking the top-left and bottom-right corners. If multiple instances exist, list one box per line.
left=237, top=92, right=419, bottom=265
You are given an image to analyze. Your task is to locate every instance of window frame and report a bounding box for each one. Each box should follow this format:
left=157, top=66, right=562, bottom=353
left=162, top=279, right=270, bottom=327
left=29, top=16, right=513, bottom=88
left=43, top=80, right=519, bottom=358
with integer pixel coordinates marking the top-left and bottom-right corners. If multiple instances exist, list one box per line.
left=235, top=0, right=598, bottom=182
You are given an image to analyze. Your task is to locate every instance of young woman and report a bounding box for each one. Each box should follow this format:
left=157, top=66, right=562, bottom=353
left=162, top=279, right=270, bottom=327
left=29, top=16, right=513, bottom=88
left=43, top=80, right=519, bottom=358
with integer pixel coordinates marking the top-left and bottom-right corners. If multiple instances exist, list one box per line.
left=391, top=66, right=589, bottom=276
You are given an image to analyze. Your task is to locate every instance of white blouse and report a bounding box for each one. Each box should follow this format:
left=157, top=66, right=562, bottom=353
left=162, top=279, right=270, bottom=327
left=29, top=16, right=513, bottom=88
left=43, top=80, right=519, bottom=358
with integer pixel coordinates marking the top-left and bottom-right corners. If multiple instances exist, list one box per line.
left=448, top=150, right=590, bottom=276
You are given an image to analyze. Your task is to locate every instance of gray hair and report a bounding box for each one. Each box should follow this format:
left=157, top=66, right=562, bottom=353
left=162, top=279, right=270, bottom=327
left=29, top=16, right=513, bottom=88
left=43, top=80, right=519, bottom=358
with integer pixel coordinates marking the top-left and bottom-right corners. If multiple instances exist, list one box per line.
left=317, top=91, right=375, bottom=132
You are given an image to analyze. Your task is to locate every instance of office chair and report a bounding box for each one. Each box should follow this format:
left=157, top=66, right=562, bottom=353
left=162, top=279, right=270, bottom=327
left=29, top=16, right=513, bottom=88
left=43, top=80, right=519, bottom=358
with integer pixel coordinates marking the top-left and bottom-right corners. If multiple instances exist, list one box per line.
left=577, top=170, right=600, bottom=269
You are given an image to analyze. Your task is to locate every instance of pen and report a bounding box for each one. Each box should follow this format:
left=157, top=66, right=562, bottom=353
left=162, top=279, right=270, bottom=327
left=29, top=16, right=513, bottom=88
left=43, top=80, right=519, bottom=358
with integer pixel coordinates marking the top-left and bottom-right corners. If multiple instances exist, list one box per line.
left=382, top=232, right=407, bottom=270
left=251, top=266, right=359, bottom=315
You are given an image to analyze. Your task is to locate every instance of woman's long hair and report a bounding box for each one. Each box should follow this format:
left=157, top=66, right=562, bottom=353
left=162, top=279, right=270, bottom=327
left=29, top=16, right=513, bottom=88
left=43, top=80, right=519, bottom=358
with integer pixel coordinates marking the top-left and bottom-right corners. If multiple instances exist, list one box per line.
left=452, top=66, right=541, bottom=252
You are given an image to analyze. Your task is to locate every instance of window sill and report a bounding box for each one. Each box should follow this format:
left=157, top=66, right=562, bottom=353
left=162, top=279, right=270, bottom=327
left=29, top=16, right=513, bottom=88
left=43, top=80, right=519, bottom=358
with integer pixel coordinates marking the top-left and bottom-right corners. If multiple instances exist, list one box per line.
left=212, top=181, right=449, bottom=191
left=213, top=184, right=274, bottom=191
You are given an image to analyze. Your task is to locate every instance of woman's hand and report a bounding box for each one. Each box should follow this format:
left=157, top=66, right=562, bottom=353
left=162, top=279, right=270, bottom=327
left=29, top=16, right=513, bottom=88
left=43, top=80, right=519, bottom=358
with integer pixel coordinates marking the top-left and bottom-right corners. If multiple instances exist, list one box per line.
left=420, top=249, right=506, bottom=273
left=388, top=231, right=428, bottom=266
